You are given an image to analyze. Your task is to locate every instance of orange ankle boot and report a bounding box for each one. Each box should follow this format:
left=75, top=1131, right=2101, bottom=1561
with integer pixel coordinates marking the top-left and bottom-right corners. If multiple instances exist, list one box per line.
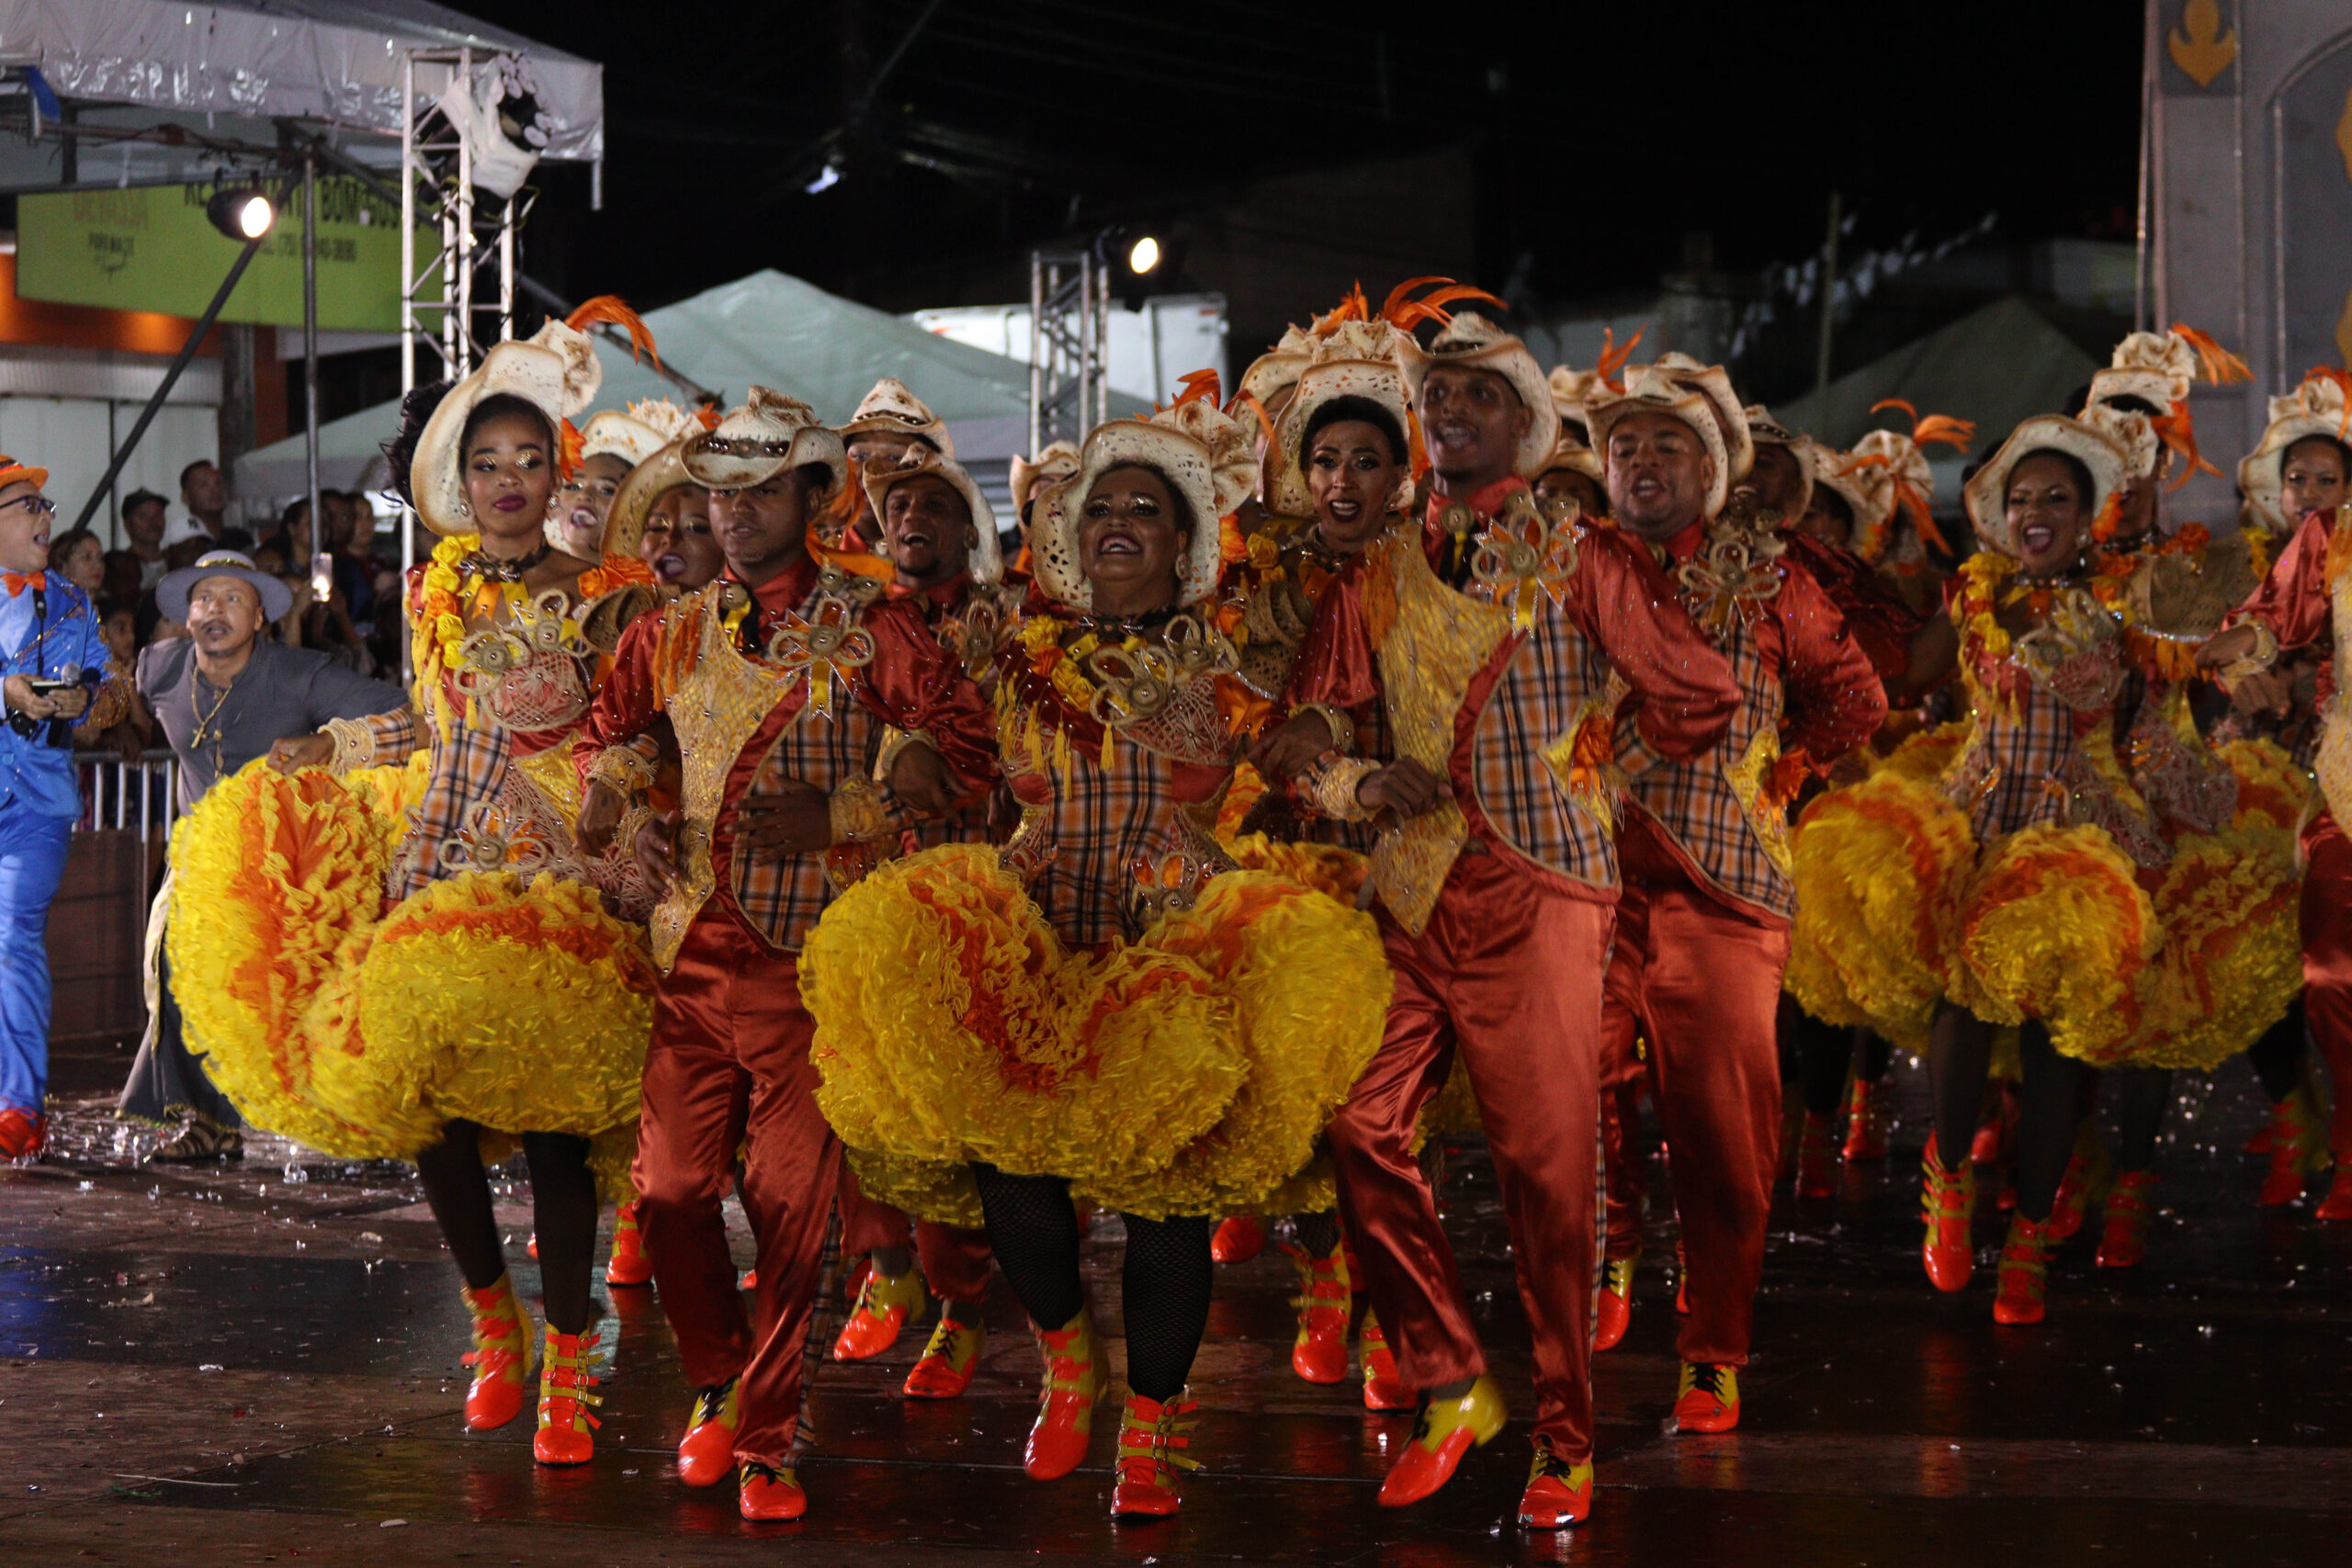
left=605, top=1200, right=653, bottom=1287
left=676, top=1375, right=741, bottom=1486
left=1023, top=1308, right=1105, bottom=1480
left=832, top=1264, right=925, bottom=1360
left=1671, top=1361, right=1740, bottom=1433
left=1286, top=1239, right=1351, bottom=1384
left=902, top=1314, right=987, bottom=1399
left=2258, top=1087, right=2332, bottom=1206
left=1518, top=1437, right=1594, bottom=1528
left=1919, top=1135, right=1975, bottom=1293
left=1359, top=1313, right=1413, bottom=1410
left=739, top=1460, right=807, bottom=1520
left=459, top=1276, right=531, bottom=1430
left=532, top=1325, right=603, bottom=1465
left=1378, top=1376, right=1506, bottom=1506
left=1209, top=1214, right=1265, bottom=1264
left=1795, top=1111, right=1838, bottom=1200
left=1842, top=1077, right=1889, bottom=1160
left=2045, top=1121, right=2110, bottom=1242
left=1594, top=1251, right=1638, bottom=1352
left=1992, top=1213, right=2052, bottom=1325
left=2317, top=1166, right=2352, bottom=1222
left=2096, top=1170, right=2158, bottom=1269
left=1110, top=1393, right=1200, bottom=1520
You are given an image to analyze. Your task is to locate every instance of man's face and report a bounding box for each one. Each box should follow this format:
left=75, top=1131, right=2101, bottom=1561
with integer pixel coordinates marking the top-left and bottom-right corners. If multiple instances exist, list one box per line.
left=125, top=499, right=167, bottom=549
left=707, top=467, right=820, bottom=581
left=1747, top=441, right=1806, bottom=515
left=186, top=575, right=267, bottom=657
left=881, top=475, right=974, bottom=587
left=183, top=464, right=226, bottom=514
left=1419, top=366, right=1530, bottom=489
left=1604, top=411, right=1715, bottom=539
left=0, top=480, right=52, bottom=573
left=2281, top=436, right=2349, bottom=523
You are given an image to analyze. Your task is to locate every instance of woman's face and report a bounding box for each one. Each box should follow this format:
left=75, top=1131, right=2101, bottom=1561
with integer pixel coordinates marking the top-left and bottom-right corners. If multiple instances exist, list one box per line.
left=463, top=408, right=559, bottom=545
left=2005, top=451, right=2092, bottom=577
left=1077, top=464, right=1187, bottom=609
left=62, top=535, right=104, bottom=593
left=1533, top=466, right=1606, bottom=523
left=639, top=486, right=723, bottom=589
left=2281, top=436, right=2349, bottom=524
left=1306, top=419, right=1405, bottom=553
left=555, top=452, right=631, bottom=560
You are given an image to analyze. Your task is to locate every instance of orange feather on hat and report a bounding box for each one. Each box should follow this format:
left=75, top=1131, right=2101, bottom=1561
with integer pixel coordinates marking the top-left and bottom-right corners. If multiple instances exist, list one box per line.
left=558, top=417, right=585, bottom=482
left=1170, top=368, right=1223, bottom=410
left=565, top=295, right=662, bottom=372
left=1378, top=276, right=1506, bottom=331
left=1310, top=284, right=1372, bottom=334
left=2170, top=323, right=2251, bottom=386
left=2305, top=367, right=2352, bottom=436
left=1595, top=326, right=1644, bottom=394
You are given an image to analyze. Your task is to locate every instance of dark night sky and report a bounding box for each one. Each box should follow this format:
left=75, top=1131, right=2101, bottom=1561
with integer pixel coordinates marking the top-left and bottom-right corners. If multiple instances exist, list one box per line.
left=463, top=0, right=2147, bottom=321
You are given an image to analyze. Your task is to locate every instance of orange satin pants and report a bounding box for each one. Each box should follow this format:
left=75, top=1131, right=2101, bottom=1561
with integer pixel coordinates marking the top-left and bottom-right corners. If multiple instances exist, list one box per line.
left=1327, top=849, right=1610, bottom=1461
left=633, top=906, right=839, bottom=1471
left=2302, top=812, right=2352, bottom=1157
left=838, top=1148, right=992, bottom=1303
left=1600, top=826, right=1789, bottom=1369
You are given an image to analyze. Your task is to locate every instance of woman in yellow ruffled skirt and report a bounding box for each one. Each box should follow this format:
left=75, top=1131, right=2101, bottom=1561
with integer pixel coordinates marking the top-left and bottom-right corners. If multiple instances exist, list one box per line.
left=799, top=389, right=1390, bottom=1521
left=1787, top=412, right=2299, bottom=1325
left=171, top=310, right=672, bottom=1466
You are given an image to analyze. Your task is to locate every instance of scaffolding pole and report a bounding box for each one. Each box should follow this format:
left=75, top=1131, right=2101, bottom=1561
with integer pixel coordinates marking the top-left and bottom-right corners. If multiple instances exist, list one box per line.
left=1029, top=249, right=1106, bottom=456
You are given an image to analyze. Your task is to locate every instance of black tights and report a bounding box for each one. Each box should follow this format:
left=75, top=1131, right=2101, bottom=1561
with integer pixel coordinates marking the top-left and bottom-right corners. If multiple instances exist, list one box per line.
left=1928, top=1006, right=2086, bottom=1224
left=2247, top=997, right=2309, bottom=1103
left=416, top=1119, right=598, bottom=1335
left=1792, top=1009, right=1856, bottom=1117
left=2109, top=1066, right=2170, bottom=1174
left=971, top=1163, right=1214, bottom=1403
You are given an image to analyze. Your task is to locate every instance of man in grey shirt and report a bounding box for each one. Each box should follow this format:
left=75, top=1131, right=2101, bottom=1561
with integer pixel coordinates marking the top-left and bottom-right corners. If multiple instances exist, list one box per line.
left=123, top=550, right=403, bottom=1158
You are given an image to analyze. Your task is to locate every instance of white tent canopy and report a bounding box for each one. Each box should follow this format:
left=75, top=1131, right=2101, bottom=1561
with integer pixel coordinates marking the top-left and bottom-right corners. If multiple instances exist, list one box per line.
left=0, top=0, right=603, bottom=165
left=236, top=268, right=1144, bottom=502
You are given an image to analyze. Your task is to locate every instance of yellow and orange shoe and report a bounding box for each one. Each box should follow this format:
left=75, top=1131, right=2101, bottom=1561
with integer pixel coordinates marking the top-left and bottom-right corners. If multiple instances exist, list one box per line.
left=1359, top=1314, right=1413, bottom=1411
left=2256, top=1087, right=2331, bottom=1206
left=1841, top=1077, right=1889, bottom=1161
left=1992, top=1213, right=2053, bottom=1325
left=2044, top=1121, right=2110, bottom=1243
left=459, top=1275, right=532, bottom=1431
left=1023, top=1308, right=1105, bottom=1480
left=1795, top=1111, right=1838, bottom=1200
left=1286, top=1239, right=1351, bottom=1384
left=1110, top=1392, right=1200, bottom=1520
left=1919, top=1135, right=1975, bottom=1293
left=1671, top=1361, right=1739, bottom=1434
left=739, top=1460, right=808, bottom=1520
left=1517, top=1437, right=1595, bottom=1529
left=532, top=1325, right=603, bottom=1465
left=1376, top=1375, right=1506, bottom=1507
left=2095, top=1170, right=2157, bottom=1269
left=2316, top=1166, right=2352, bottom=1222
left=1594, top=1251, right=1638, bottom=1352
left=1209, top=1214, right=1266, bottom=1264
left=903, top=1314, right=987, bottom=1400
left=676, top=1375, right=741, bottom=1486
left=831, top=1263, right=925, bottom=1361
left=605, top=1199, right=653, bottom=1287
left=739, top=1268, right=758, bottom=1291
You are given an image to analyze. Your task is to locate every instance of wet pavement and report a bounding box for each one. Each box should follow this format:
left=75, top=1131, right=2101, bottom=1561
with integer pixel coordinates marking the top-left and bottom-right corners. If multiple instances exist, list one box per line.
left=6, top=1054, right=2349, bottom=1565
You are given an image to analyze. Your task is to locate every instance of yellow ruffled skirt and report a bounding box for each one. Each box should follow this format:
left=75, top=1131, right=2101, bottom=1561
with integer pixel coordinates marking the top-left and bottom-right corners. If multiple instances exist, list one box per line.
left=800, top=843, right=1392, bottom=1222
left=166, top=761, right=655, bottom=1199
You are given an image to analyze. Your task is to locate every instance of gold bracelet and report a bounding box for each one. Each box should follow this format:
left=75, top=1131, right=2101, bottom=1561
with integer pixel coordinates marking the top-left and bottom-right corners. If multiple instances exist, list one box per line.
left=1302, top=751, right=1382, bottom=822
left=323, top=716, right=376, bottom=774
left=829, top=777, right=893, bottom=844
left=1294, top=702, right=1356, bottom=757
left=586, top=742, right=658, bottom=797
left=871, top=725, right=940, bottom=784
left=2217, top=622, right=2279, bottom=685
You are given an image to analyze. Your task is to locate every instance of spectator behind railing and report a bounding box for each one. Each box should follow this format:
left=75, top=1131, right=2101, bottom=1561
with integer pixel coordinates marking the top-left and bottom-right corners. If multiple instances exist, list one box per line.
left=120, top=549, right=405, bottom=1161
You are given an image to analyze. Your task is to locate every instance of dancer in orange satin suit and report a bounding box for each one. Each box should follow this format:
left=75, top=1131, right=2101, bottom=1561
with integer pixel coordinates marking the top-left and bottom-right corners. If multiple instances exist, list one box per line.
left=1269, top=314, right=1740, bottom=1529
left=574, top=389, right=990, bottom=1522
left=1585, top=357, right=1883, bottom=1434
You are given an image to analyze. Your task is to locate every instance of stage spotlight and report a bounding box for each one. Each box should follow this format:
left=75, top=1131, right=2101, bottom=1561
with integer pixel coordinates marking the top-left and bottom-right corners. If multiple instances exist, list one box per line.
left=207, top=187, right=276, bottom=242
left=1127, top=234, right=1162, bottom=276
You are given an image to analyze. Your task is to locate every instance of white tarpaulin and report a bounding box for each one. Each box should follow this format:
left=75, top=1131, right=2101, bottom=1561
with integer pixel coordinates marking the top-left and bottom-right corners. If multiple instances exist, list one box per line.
left=0, top=0, right=602, bottom=161
left=234, top=268, right=1145, bottom=501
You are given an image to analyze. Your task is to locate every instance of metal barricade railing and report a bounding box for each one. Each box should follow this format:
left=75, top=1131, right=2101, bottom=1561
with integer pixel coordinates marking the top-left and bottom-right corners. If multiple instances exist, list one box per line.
left=73, top=750, right=178, bottom=842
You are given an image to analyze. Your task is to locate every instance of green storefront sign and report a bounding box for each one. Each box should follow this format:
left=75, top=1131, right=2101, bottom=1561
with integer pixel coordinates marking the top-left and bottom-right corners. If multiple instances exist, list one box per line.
left=16, top=179, right=436, bottom=332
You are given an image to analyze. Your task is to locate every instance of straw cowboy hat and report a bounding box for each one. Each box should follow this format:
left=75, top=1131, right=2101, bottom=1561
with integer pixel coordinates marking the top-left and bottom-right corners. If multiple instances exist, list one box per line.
left=410, top=318, right=602, bottom=536
left=680, top=386, right=849, bottom=496
left=1395, top=312, right=1556, bottom=479
left=1744, top=403, right=1814, bottom=520
left=839, top=377, right=955, bottom=459
left=581, top=398, right=704, bottom=469
left=860, top=445, right=1002, bottom=584
left=1582, top=365, right=1736, bottom=517
left=1030, top=379, right=1258, bottom=610
left=1009, top=441, right=1080, bottom=518
left=1270, top=321, right=1418, bottom=518
left=1962, top=414, right=2130, bottom=558
left=2238, top=369, right=2352, bottom=535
